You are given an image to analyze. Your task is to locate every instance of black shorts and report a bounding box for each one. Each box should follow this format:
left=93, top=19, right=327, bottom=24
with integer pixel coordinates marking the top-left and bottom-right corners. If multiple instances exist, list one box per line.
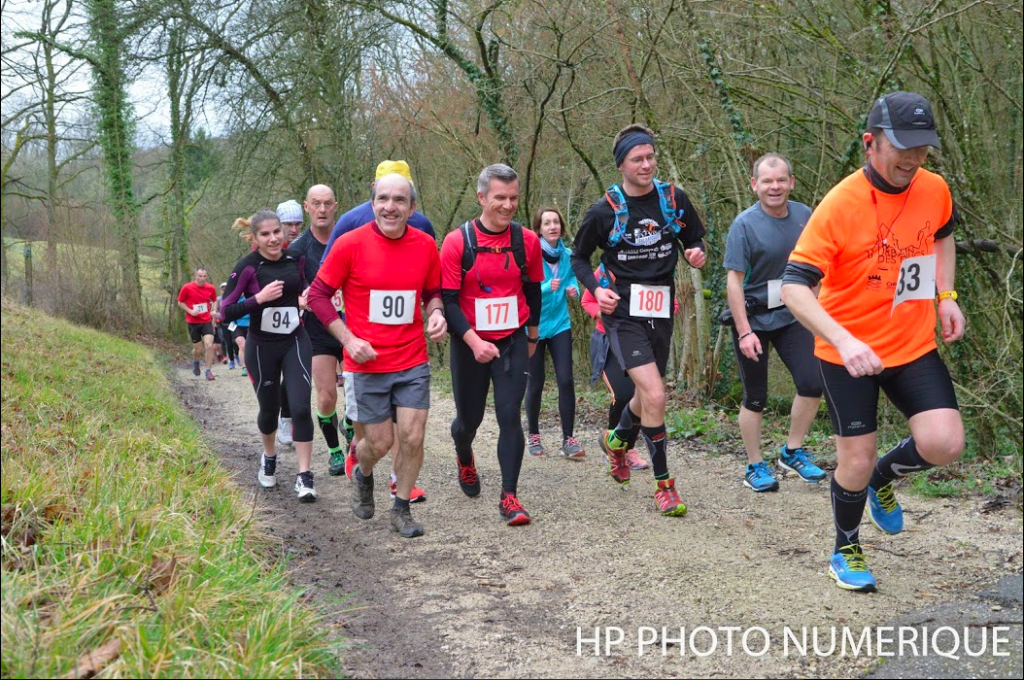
left=231, top=325, right=249, bottom=344
left=187, top=322, right=214, bottom=344
left=605, top=316, right=673, bottom=376
left=732, top=322, right=821, bottom=412
left=305, top=314, right=343, bottom=360
left=819, top=349, right=959, bottom=437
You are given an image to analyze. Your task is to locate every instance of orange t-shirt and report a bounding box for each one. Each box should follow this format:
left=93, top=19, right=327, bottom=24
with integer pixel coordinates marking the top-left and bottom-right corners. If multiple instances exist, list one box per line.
left=788, top=168, right=953, bottom=367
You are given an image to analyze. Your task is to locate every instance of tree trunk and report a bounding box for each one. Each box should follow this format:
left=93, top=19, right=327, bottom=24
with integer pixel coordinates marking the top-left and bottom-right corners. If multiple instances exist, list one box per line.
left=88, top=0, right=143, bottom=326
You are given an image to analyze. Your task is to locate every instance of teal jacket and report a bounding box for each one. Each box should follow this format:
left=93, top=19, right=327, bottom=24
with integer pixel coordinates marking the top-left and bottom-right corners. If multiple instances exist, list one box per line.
left=538, top=240, right=579, bottom=339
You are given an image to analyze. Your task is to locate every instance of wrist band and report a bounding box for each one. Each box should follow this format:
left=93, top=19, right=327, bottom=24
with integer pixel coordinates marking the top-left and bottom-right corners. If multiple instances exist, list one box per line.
left=739, top=331, right=755, bottom=340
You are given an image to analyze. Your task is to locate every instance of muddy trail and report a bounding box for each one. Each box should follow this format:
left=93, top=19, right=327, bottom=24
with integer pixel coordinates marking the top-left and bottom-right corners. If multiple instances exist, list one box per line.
left=174, top=362, right=1022, bottom=678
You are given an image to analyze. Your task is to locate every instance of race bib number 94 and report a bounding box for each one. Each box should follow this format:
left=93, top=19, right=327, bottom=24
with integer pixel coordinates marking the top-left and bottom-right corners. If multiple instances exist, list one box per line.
left=369, top=290, right=416, bottom=325
left=629, top=284, right=670, bottom=318
left=262, top=306, right=300, bottom=334
left=475, top=296, right=518, bottom=331
left=892, top=254, right=936, bottom=314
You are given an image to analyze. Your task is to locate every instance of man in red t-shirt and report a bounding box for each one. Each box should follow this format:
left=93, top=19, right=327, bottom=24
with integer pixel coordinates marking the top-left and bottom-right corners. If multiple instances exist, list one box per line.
left=308, top=174, right=446, bottom=538
left=177, top=267, right=218, bottom=380
left=439, top=163, right=545, bottom=527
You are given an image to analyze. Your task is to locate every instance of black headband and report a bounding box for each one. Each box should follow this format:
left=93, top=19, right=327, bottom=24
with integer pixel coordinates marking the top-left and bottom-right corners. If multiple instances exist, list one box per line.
left=614, top=132, right=655, bottom=166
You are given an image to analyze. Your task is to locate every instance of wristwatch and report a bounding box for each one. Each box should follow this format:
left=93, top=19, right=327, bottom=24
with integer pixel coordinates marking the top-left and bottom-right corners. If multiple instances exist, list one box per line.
left=937, top=290, right=958, bottom=302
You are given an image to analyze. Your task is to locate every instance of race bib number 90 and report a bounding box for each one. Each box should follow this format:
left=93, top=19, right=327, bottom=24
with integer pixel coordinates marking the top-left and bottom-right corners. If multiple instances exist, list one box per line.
left=475, top=296, right=519, bottom=331
left=193, top=303, right=209, bottom=314
left=629, top=284, right=670, bottom=318
left=262, top=306, right=300, bottom=334
left=369, top=290, right=416, bottom=325
left=892, top=254, right=936, bottom=314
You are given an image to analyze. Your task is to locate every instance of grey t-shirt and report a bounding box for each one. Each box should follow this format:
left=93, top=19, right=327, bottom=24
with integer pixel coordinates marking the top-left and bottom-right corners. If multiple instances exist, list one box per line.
left=723, top=200, right=812, bottom=332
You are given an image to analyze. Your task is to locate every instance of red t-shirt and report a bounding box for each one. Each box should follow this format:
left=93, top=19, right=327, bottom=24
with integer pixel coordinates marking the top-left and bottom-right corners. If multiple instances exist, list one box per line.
left=316, top=222, right=442, bottom=374
left=440, top=220, right=544, bottom=341
left=178, top=281, right=217, bottom=324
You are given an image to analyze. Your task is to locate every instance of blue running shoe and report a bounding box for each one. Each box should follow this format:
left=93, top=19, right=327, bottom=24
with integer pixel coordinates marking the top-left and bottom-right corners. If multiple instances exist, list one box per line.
left=778, top=446, right=827, bottom=483
left=829, top=545, right=877, bottom=592
left=867, top=483, right=904, bottom=535
left=743, top=462, right=779, bottom=492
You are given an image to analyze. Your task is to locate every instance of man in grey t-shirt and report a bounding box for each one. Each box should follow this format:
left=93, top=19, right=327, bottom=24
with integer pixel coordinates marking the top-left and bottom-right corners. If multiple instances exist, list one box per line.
left=723, top=153, right=824, bottom=492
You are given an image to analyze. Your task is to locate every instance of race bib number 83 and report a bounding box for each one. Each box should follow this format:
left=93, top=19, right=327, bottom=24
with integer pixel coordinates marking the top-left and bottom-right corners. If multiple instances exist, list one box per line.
left=369, top=290, right=416, bottom=325
left=892, top=254, right=936, bottom=314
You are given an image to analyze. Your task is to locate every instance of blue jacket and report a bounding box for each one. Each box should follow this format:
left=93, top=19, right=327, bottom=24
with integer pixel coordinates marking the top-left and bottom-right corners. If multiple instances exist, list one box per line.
left=538, top=240, right=578, bottom=339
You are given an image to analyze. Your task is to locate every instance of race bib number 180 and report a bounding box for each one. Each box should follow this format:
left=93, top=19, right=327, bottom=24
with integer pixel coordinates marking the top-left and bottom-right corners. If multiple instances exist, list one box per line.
left=369, top=290, right=416, bottom=325
left=629, top=284, right=670, bottom=318
left=475, top=296, right=519, bottom=331
left=892, top=254, right=936, bottom=314
left=262, top=306, right=300, bottom=334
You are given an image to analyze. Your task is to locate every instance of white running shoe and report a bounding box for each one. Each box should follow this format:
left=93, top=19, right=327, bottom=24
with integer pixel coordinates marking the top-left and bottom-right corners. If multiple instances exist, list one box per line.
left=294, top=471, right=317, bottom=502
left=276, top=417, right=294, bottom=446
left=258, top=453, right=277, bottom=488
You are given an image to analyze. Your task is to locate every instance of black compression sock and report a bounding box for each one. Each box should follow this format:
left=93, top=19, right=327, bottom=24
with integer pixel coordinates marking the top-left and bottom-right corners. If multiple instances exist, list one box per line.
left=641, top=424, right=669, bottom=479
left=316, top=409, right=341, bottom=451
left=871, top=436, right=934, bottom=489
left=831, top=477, right=868, bottom=552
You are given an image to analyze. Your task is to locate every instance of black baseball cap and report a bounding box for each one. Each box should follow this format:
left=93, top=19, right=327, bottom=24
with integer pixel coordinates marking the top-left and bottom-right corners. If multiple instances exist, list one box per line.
left=867, top=91, right=940, bottom=150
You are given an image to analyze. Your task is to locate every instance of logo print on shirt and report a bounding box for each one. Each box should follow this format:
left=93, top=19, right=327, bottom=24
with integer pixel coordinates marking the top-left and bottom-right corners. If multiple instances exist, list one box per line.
left=630, top=218, right=664, bottom=247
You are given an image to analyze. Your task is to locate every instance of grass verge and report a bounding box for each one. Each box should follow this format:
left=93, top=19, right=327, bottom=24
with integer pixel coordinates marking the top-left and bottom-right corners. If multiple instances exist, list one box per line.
left=1, top=301, right=339, bottom=678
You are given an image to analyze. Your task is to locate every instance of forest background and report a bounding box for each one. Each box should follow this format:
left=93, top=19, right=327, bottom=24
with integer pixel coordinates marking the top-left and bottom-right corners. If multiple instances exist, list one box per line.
left=2, top=0, right=1021, bottom=457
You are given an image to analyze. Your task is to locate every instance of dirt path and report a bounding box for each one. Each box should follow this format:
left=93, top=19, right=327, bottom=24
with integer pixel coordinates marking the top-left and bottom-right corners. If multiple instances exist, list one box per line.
left=174, top=362, right=1022, bottom=678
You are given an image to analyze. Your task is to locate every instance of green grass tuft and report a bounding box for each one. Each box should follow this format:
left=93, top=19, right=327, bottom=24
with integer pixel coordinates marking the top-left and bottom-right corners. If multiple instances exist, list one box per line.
left=1, top=301, right=341, bottom=678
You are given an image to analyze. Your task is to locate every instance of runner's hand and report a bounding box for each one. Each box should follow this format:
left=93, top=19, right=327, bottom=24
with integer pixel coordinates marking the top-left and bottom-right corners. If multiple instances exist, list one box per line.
left=566, top=286, right=579, bottom=300
left=595, top=287, right=620, bottom=315
left=836, top=336, right=884, bottom=377
left=551, top=278, right=561, bottom=293
left=256, top=280, right=284, bottom=304
left=470, top=338, right=500, bottom=364
left=938, top=298, right=966, bottom=343
left=344, top=336, right=378, bottom=364
left=739, top=332, right=762, bottom=362
left=684, top=247, right=706, bottom=269
left=298, top=289, right=309, bottom=311
left=426, top=310, right=447, bottom=342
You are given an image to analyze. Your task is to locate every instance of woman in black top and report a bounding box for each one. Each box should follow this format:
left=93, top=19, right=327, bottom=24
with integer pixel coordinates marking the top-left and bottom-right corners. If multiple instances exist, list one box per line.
left=221, top=209, right=316, bottom=502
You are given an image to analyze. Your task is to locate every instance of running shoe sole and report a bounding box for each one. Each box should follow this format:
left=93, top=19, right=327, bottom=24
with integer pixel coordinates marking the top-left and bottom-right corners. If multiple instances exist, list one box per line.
left=741, top=481, right=778, bottom=491
left=778, top=460, right=825, bottom=483
left=829, top=565, right=878, bottom=592
left=500, top=511, right=531, bottom=526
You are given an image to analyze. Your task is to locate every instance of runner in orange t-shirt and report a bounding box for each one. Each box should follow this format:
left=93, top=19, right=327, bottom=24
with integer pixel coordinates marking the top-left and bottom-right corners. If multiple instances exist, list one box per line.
left=782, top=92, right=966, bottom=592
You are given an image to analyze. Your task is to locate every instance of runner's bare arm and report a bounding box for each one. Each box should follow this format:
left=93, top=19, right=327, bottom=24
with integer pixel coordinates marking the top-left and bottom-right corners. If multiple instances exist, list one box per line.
left=782, top=278, right=883, bottom=377
left=727, top=269, right=762, bottom=361
left=935, top=234, right=965, bottom=343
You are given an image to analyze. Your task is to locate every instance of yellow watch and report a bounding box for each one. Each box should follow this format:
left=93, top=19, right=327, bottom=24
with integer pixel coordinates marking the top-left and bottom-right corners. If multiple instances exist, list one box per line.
left=937, top=290, right=958, bottom=302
